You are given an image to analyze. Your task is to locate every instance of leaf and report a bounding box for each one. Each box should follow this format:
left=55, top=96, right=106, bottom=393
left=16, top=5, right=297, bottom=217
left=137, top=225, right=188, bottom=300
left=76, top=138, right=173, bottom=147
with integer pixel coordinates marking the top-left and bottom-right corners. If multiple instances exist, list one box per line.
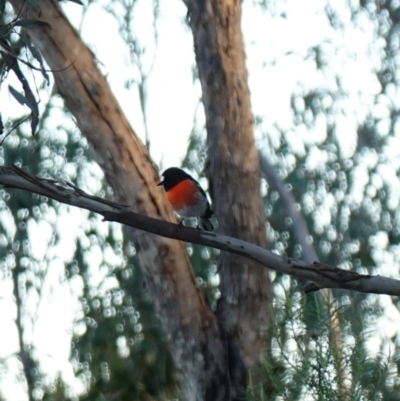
left=0, top=25, right=10, bottom=38
left=64, top=0, right=84, bottom=4
left=9, top=85, right=29, bottom=106
left=0, top=0, right=6, bottom=15
left=14, top=19, right=51, bottom=30
left=0, top=38, right=17, bottom=57
left=8, top=85, right=39, bottom=135
left=20, top=36, right=49, bottom=83
left=30, top=109, right=39, bottom=135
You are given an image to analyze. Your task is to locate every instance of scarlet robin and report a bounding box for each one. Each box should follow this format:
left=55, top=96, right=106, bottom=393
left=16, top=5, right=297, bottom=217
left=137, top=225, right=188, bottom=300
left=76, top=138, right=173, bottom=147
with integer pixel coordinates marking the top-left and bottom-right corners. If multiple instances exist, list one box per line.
left=158, top=167, right=214, bottom=231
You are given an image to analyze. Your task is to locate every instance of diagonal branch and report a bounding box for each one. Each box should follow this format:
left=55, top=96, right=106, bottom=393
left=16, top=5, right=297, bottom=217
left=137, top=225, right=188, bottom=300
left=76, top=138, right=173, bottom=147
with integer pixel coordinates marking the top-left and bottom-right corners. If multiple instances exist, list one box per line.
left=1, top=164, right=400, bottom=297
left=259, top=152, right=318, bottom=262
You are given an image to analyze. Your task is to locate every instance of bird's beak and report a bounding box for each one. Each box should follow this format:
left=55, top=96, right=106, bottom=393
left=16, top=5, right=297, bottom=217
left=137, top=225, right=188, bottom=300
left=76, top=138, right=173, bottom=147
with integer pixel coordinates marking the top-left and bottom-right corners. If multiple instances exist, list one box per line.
left=157, top=179, right=163, bottom=186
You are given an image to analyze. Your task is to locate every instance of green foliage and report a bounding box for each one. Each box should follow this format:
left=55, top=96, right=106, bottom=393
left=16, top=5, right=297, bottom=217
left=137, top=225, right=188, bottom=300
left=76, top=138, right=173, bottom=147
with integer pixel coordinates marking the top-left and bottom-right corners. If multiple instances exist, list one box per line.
left=245, top=297, right=400, bottom=401
left=0, top=8, right=52, bottom=136
left=240, top=1, right=400, bottom=399
left=69, top=229, right=179, bottom=400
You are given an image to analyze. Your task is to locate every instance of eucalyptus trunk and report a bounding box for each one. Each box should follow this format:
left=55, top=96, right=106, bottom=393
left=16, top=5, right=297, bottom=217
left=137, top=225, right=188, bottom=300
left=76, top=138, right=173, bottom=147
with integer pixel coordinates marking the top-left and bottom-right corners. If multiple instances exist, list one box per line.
left=185, top=0, right=272, bottom=393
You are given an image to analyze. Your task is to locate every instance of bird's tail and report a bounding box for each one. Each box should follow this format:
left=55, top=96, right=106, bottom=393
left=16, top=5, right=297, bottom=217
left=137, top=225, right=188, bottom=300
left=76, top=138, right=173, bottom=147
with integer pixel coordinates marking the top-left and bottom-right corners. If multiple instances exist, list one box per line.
left=200, top=205, right=214, bottom=231
left=200, top=216, right=214, bottom=231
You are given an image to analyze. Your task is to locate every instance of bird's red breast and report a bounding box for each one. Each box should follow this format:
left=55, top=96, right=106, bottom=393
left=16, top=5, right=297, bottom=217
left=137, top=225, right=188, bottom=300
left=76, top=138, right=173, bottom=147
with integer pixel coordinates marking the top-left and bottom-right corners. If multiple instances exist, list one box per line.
left=166, top=179, right=200, bottom=212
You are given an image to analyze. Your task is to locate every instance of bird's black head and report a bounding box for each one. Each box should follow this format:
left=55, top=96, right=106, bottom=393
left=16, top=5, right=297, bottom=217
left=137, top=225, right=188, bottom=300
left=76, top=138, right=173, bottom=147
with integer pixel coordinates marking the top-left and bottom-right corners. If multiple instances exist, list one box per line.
left=158, top=167, right=193, bottom=191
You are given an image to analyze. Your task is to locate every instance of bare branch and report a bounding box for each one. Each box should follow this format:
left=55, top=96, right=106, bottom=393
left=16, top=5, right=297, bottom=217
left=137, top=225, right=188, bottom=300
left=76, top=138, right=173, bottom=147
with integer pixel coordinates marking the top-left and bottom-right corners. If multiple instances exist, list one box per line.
left=1, top=165, right=399, bottom=297
left=259, top=152, right=318, bottom=262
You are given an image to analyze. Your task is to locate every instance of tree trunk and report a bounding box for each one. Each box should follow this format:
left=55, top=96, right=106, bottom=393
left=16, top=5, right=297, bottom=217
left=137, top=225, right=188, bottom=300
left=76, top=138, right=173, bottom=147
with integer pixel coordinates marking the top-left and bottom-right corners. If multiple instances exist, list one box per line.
left=185, top=0, right=272, bottom=394
left=8, top=1, right=228, bottom=399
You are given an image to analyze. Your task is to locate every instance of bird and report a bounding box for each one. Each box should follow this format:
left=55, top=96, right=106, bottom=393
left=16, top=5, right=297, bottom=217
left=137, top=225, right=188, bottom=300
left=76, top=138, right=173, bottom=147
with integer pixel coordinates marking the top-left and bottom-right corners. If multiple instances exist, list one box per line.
left=158, top=167, right=214, bottom=231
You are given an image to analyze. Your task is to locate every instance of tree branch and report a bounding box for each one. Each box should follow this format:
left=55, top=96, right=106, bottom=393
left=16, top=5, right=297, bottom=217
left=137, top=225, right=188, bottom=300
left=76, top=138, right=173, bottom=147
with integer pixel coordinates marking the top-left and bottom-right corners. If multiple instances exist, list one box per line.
left=259, top=152, right=318, bottom=262
left=1, top=164, right=399, bottom=297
